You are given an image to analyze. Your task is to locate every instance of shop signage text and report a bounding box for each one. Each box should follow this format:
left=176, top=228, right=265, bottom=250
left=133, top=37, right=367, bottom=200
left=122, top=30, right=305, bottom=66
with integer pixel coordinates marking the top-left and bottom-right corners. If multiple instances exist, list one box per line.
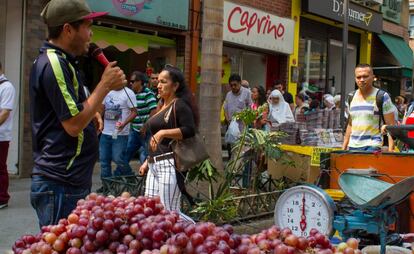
left=302, top=0, right=383, bottom=33
left=382, top=0, right=401, bottom=24
left=223, top=2, right=294, bottom=54
left=86, top=0, right=189, bottom=30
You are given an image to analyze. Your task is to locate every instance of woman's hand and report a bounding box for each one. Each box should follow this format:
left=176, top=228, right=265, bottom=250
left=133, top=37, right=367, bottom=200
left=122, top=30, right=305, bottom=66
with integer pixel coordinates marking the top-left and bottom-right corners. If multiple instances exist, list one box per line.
left=138, top=160, right=148, bottom=176
left=150, top=130, right=165, bottom=151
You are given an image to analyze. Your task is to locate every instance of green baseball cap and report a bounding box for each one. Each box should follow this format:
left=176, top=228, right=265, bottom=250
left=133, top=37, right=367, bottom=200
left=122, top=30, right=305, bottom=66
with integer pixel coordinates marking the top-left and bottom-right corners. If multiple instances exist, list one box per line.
left=41, top=0, right=108, bottom=27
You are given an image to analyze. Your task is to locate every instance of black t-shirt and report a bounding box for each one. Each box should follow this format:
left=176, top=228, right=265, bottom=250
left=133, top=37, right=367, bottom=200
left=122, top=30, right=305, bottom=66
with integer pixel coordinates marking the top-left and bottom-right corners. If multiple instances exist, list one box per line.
left=284, top=92, right=294, bottom=104
left=146, top=99, right=195, bottom=157
left=29, top=42, right=98, bottom=188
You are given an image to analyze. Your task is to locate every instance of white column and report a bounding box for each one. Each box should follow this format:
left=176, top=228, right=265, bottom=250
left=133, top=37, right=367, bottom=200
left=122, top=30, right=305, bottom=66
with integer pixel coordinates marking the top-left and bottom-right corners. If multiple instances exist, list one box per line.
left=4, top=0, right=23, bottom=174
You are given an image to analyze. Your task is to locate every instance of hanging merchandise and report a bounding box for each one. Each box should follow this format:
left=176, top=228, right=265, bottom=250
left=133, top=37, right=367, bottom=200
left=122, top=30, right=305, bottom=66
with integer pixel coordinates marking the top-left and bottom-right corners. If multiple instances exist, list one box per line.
left=146, top=60, right=154, bottom=77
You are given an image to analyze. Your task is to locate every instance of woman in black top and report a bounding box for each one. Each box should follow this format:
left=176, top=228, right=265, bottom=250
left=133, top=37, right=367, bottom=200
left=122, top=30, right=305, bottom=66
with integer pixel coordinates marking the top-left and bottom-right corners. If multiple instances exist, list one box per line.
left=138, top=65, right=197, bottom=222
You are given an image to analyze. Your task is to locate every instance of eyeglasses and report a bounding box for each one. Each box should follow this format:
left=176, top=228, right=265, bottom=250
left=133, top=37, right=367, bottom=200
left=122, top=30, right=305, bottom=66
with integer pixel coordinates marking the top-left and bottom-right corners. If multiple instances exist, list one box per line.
left=229, top=82, right=239, bottom=87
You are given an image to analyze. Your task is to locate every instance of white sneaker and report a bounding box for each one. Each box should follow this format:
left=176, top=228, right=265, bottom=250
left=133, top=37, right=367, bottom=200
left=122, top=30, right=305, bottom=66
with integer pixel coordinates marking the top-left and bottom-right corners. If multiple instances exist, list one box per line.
left=0, top=203, right=8, bottom=209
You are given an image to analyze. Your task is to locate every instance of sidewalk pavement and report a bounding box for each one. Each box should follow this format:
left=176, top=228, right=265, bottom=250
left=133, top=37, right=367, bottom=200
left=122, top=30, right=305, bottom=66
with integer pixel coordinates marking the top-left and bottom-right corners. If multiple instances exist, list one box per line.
left=0, top=163, right=139, bottom=253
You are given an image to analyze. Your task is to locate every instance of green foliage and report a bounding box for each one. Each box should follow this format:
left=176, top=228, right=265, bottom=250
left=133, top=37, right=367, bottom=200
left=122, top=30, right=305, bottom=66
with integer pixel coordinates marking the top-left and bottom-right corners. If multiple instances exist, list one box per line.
left=187, top=159, right=219, bottom=184
left=188, top=105, right=290, bottom=223
left=231, top=128, right=286, bottom=161
left=190, top=191, right=237, bottom=224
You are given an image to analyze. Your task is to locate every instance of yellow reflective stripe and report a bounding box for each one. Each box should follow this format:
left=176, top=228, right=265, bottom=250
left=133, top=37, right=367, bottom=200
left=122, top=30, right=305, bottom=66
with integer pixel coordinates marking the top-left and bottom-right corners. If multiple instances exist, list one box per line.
left=46, top=49, right=79, bottom=116
left=68, top=63, right=79, bottom=99
left=66, top=131, right=84, bottom=170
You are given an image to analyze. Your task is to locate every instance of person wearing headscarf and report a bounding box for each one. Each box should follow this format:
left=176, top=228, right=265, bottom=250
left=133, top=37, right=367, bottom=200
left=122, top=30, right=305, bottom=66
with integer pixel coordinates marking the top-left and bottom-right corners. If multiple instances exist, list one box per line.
left=323, top=94, right=335, bottom=110
left=268, top=90, right=294, bottom=127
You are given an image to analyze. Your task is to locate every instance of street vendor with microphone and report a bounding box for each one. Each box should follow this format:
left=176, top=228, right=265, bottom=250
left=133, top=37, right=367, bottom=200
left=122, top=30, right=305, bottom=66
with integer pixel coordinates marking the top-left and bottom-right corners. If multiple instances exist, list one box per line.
left=29, top=0, right=127, bottom=227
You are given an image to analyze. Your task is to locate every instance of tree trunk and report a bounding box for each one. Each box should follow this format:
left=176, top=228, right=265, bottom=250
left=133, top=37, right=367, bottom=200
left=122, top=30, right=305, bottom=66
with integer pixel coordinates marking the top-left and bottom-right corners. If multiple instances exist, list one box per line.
left=199, top=0, right=224, bottom=171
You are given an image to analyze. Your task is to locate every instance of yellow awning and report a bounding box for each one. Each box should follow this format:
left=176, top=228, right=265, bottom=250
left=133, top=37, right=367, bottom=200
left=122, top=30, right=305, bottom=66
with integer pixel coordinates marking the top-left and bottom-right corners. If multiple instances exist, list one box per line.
left=91, top=26, right=176, bottom=54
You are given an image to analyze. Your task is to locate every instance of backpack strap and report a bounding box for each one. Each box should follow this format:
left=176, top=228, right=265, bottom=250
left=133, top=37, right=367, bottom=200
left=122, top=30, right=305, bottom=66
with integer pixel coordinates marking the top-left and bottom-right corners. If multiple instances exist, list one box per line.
left=376, top=89, right=386, bottom=129
left=406, top=102, right=414, bottom=118
left=0, top=79, right=8, bottom=85
left=347, top=91, right=355, bottom=108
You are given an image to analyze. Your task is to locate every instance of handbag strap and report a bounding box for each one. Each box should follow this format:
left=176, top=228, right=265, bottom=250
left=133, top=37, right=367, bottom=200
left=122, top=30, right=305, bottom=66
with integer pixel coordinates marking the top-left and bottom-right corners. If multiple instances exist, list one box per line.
left=172, top=99, right=178, bottom=129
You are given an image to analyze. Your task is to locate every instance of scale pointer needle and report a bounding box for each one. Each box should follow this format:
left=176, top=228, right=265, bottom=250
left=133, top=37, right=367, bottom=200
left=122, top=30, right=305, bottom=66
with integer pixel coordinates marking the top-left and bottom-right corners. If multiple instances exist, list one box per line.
left=300, top=192, right=307, bottom=231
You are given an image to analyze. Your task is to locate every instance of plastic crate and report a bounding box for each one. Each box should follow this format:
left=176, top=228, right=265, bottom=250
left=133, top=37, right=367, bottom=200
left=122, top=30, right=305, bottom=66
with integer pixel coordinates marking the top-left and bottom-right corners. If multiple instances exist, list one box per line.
left=101, top=174, right=146, bottom=197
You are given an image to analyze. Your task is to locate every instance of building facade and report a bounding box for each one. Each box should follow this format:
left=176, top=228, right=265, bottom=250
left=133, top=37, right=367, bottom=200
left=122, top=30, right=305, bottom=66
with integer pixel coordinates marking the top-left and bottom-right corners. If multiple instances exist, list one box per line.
left=1, top=0, right=197, bottom=177
left=1, top=0, right=413, bottom=176
left=220, top=0, right=293, bottom=92
left=372, top=0, right=412, bottom=99
left=294, top=0, right=382, bottom=100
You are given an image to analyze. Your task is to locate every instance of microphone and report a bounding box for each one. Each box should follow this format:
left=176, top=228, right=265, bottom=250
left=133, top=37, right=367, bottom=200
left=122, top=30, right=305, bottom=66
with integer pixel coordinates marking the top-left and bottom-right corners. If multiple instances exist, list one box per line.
left=89, top=43, right=109, bottom=67
left=89, top=43, right=133, bottom=103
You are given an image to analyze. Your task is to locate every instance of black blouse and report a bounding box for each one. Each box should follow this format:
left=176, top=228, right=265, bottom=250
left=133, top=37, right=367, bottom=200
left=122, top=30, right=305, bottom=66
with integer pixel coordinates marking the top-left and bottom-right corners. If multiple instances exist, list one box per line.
left=146, top=98, right=195, bottom=157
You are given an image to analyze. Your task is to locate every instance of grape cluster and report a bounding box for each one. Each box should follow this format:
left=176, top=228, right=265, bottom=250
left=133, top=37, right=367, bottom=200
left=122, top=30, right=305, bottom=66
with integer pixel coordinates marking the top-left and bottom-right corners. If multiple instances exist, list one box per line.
left=13, top=192, right=360, bottom=254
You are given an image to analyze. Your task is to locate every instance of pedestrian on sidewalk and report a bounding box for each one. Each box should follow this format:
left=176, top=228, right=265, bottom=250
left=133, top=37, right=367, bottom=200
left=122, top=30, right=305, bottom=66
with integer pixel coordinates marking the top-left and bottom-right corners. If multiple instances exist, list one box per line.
left=223, top=74, right=252, bottom=156
left=342, top=63, right=395, bottom=152
left=149, top=72, right=159, bottom=98
left=0, top=61, right=16, bottom=209
left=138, top=65, right=197, bottom=222
left=274, top=80, right=294, bottom=112
left=125, top=71, right=157, bottom=166
left=29, top=0, right=126, bottom=227
left=99, top=86, right=137, bottom=178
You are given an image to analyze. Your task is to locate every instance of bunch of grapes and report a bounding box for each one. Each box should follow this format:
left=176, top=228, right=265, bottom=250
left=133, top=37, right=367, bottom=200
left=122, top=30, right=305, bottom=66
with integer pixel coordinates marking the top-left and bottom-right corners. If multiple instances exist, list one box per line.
left=13, top=192, right=359, bottom=254
left=12, top=192, right=179, bottom=254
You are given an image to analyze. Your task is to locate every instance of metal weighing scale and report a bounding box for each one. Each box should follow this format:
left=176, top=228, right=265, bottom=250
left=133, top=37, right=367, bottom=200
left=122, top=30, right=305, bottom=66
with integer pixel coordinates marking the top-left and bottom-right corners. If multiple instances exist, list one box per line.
left=275, top=174, right=414, bottom=254
left=275, top=125, right=414, bottom=254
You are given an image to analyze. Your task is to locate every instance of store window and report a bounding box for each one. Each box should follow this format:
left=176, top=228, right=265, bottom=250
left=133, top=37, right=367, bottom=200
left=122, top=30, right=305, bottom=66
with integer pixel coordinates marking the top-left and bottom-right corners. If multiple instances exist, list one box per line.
left=223, top=46, right=267, bottom=88
left=298, top=38, right=327, bottom=92
left=410, top=14, right=414, bottom=38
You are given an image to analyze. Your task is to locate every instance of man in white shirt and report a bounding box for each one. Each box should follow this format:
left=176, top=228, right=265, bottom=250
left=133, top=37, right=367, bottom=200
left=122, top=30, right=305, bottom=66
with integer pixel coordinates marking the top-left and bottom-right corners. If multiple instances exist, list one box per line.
left=0, top=61, right=16, bottom=209
left=99, top=87, right=137, bottom=183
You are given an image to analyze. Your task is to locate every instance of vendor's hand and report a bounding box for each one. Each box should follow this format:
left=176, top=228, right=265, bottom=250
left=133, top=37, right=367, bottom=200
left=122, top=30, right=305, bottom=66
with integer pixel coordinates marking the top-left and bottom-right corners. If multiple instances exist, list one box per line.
left=150, top=130, right=164, bottom=152
left=101, top=61, right=127, bottom=91
left=93, top=112, right=103, bottom=134
left=138, top=160, right=148, bottom=176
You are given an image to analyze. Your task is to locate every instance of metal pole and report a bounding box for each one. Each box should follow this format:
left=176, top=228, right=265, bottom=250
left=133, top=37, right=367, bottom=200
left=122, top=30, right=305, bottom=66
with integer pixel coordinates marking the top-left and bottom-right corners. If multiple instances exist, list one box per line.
left=340, top=0, right=349, bottom=128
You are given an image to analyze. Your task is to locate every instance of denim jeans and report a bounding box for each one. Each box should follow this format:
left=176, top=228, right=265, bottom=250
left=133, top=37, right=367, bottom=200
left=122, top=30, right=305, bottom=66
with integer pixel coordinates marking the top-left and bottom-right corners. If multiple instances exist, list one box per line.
left=30, top=175, right=90, bottom=228
left=99, top=134, right=131, bottom=178
left=126, top=129, right=149, bottom=164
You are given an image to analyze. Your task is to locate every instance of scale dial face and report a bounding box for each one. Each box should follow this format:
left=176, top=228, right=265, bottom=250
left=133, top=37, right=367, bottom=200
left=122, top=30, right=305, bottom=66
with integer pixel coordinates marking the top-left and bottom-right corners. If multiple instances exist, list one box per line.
left=274, top=185, right=335, bottom=237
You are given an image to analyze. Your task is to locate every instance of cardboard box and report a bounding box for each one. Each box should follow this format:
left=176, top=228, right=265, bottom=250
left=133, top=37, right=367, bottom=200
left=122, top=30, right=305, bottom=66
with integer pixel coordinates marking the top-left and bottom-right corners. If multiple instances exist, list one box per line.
left=267, top=152, right=320, bottom=183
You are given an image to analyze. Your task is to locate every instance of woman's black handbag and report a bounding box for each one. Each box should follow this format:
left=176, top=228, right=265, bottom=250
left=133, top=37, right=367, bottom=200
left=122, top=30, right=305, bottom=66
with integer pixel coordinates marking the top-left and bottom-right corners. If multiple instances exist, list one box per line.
left=171, top=101, right=209, bottom=172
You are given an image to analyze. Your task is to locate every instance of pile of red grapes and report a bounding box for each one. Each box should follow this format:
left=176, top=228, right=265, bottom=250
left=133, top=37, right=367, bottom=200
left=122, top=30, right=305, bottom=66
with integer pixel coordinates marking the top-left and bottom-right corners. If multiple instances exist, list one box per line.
left=12, top=192, right=357, bottom=254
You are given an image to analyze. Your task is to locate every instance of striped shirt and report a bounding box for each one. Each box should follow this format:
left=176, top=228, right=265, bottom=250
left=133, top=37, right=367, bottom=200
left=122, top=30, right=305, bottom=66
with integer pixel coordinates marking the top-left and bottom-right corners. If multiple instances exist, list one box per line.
left=131, top=87, right=157, bottom=131
left=348, top=88, right=394, bottom=148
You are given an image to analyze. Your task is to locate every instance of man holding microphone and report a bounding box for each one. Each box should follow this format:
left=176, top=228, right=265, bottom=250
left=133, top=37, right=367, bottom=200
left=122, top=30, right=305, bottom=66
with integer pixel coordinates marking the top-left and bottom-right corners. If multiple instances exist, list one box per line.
left=29, top=0, right=127, bottom=227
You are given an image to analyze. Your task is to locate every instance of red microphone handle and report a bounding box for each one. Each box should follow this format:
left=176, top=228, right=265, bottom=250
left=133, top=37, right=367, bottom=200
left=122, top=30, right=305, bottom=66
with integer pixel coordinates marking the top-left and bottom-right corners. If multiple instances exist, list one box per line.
left=95, top=52, right=110, bottom=67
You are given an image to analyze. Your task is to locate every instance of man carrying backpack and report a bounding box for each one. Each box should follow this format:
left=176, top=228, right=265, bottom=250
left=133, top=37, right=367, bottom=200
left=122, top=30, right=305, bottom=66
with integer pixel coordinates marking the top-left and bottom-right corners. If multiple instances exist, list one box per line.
left=342, top=64, right=395, bottom=152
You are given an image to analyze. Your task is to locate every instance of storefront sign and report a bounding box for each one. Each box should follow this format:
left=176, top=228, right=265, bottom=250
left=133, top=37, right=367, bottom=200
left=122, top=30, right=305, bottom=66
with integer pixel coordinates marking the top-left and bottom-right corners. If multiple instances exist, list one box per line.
left=223, top=2, right=294, bottom=54
left=302, top=0, right=383, bottom=33
left=86, top=0, right=189, bottom=30
left=382, top=0, right=401, bottom=24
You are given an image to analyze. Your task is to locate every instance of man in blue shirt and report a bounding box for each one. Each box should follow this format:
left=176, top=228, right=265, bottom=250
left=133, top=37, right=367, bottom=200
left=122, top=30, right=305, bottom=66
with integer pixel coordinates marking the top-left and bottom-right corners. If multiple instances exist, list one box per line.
left=29, top=0, right=126, bottom=227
